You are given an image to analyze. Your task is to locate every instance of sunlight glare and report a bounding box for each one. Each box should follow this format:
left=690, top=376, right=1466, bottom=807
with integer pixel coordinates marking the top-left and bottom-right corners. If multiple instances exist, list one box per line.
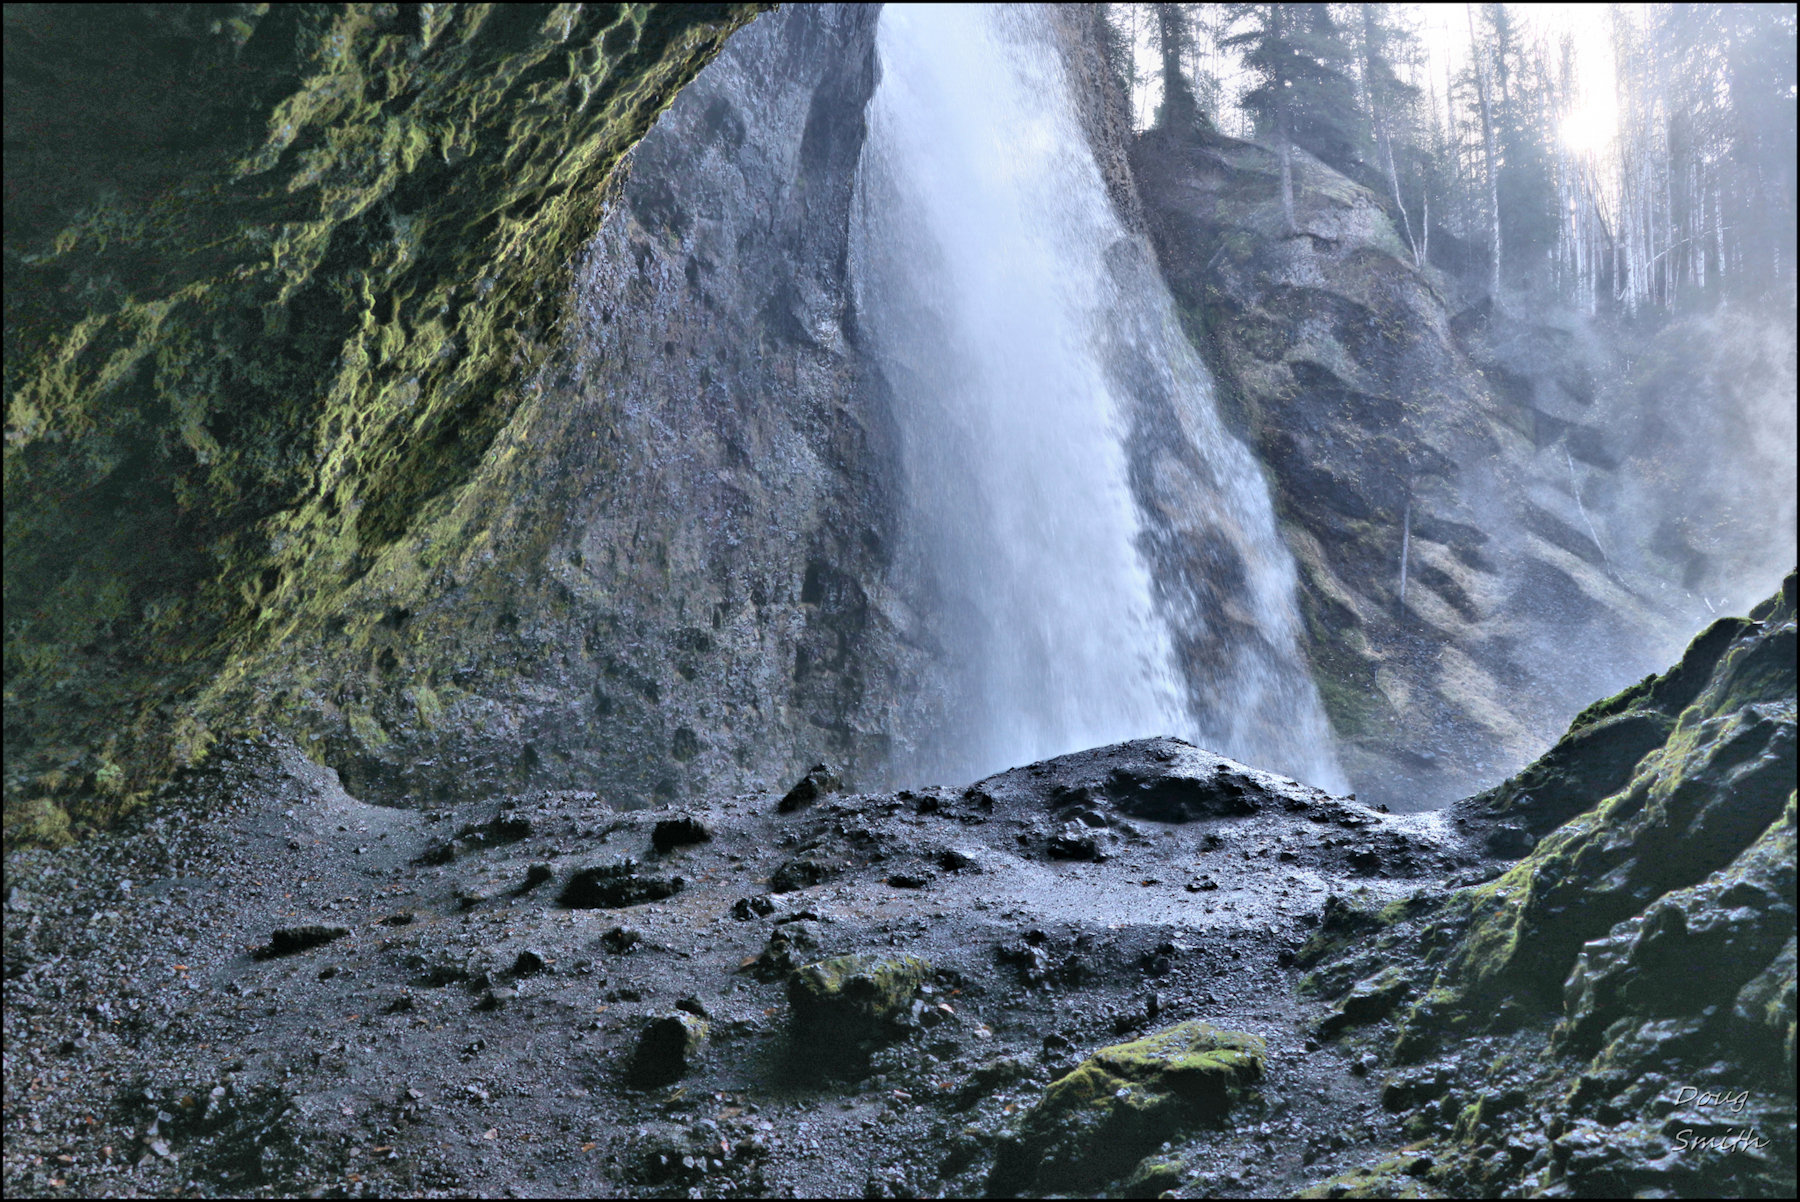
left=1560, top=102, right=1616, bottom=154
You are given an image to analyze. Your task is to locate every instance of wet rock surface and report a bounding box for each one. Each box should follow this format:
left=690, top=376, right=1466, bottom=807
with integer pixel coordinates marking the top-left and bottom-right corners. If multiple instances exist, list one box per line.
left=1296, top=573, right=1797, bottom=1199
left=5, top=580, right=1791, bottom=1198
left=1130, top=122, right=1754, bottom=814
left=2, top=731, right=1473, bottom=1198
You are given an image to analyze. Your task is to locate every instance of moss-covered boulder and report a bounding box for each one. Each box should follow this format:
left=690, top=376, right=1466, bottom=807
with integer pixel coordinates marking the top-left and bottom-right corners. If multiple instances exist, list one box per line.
left=988, top=1020, right=1265, bottom=1196
left=1418, top=576, right=1795, bottom=1025
left=1116, top=1153, right=1189, bottom=1199
left=786, top=954, right=929, bottom=1056
left=1295, top=1155, right=1441, bottom=1199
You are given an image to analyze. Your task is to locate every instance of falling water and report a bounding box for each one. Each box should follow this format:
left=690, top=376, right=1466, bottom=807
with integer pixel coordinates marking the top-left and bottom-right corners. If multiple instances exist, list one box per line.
left=852, top=4, right=1345, bottom=791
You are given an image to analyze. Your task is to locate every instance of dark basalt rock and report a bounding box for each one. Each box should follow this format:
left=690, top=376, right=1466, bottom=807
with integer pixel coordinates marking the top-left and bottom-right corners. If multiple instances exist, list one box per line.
left=651, top=815, right=712, bottom=854
left=978, top=736, right=1340, bottom=821
left=558, top=863, right=684, bottom=910
left=628, top=1013, right=710, bottom=1088
left=777, top=765, right=843, bottom=813
left=769, top=857, right=830, bottom=893
left=254, top=925, right=349, bottom=960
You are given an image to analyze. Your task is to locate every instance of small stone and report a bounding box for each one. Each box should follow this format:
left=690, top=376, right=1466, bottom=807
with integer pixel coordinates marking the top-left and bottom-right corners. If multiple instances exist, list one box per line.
left=732, top=895, right=778, bottom=921
left=777, top=765, right=842, bottom=813
left=651, top=815, right=711, bottom=854
left=512, top=948, right=547, bottom=977
left=629, top=1012, right=710, bottom=1088
left=475, top=987, right=516, bottom=1011
left=521, top=862, right=555, bottom=891
left=255, top=925, right=349, bottom=960
left=748, top=920, right=822, bottom=978
left=770, top=857, right=829, bottom=893
left=1484, top=825, right=1536, bottom=859
left=601, top=926, right=642, bottom=955
left=559, top=862, right=682, bottom=909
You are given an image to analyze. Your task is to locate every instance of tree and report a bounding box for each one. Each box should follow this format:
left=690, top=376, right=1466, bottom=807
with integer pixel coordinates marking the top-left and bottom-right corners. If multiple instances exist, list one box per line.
left=1226, top=3, right=1362, bottom=231
left=1356, top=3, right=1425, bottom=265
left=1154, top=4, right=1202, bottom=131
left=1466, top=3, right=1503, bottom=301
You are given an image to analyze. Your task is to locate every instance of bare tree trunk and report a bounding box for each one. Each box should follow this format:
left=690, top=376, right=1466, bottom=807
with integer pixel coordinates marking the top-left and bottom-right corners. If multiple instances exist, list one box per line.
left=1421, top=185, right=1429, bottom=267
left=1280, top=124, right=1297, bottom=233
left=1467, top=4, right=1502, bottom=304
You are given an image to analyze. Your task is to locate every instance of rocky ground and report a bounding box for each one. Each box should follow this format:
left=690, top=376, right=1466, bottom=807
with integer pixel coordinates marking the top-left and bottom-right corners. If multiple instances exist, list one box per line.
left=5, top=576, right=1793, bottom=1200
left=6, top=730, right=1483, bottom=1199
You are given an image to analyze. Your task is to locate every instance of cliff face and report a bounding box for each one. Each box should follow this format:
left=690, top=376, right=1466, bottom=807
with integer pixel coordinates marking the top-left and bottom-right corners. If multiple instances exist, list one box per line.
left=1129, top=124, right=1786, bottom=811
left=260, top=3, right=928, bottom=809
left=4, top=3, right=766, bottom=843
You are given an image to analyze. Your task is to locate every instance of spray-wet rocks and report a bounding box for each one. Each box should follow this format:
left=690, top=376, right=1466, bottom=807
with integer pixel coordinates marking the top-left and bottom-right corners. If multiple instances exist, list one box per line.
left=3, top=730, right=1481, bottom=1198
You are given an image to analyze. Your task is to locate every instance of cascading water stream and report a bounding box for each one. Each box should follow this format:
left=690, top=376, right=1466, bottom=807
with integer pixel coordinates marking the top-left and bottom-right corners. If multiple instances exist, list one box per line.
left=852, top=4, right=1345, bottom=792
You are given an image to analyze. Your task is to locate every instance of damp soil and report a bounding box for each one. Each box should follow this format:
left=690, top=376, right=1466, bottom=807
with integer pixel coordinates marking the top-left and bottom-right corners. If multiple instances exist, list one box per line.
left=3, top=734, right=1491, bottom=1198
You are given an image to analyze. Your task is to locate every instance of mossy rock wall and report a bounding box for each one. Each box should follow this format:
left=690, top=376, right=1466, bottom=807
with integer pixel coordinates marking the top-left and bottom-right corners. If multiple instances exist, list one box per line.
left=1302, top=574, right=1796, bottom=1198
left=4, top=4, right=951, bottom=842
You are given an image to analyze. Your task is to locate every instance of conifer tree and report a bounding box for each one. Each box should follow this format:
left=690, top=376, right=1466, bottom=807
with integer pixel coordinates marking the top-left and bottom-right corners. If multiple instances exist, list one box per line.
left=1155, top=3, right=1202, bottom=131
left=1226, top=3, right=1362, bottom=230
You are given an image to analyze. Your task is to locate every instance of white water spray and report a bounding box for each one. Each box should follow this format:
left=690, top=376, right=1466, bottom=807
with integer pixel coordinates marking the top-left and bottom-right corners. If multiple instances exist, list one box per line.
left=853, top=4, right=1344, bottom=791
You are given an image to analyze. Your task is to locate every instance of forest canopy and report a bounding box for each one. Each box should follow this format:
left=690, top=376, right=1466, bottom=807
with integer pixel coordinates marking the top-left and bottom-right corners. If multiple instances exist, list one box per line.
left=1107, top=2, right=1798, bottom=316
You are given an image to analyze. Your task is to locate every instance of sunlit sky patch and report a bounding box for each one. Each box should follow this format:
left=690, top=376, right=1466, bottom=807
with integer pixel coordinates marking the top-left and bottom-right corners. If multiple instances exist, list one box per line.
left=1123, top=2, right=1643, bottom=164
left=1415, top=2, right=1627, bottom=158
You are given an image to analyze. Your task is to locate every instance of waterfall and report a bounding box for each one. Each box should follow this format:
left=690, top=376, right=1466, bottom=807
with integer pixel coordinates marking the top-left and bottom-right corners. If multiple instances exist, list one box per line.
left=852, top=4, right=1345, bottom=792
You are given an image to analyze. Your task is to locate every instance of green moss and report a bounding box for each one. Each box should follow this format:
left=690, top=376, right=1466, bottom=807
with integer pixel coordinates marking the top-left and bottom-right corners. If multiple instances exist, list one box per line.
left=787, top=954, right=929, bottom=1049
left=990, top=1021, right=1263, bottom=1196
left=5, top=3, right=766, bottom=844
left=346, top=707, right=389, bottom=749
left=407, top=683, right=444, bottom=729
left=2, top=797, right=75, bottom=849
left=1116, top=1154, right=1187, bottom=1199
left=1295, top=1155, right=1440, bottom=1199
